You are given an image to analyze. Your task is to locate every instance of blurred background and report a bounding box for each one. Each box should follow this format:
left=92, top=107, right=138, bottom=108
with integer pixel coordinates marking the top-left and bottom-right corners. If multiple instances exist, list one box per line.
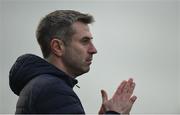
left=0, top=0, right=180, bottom=114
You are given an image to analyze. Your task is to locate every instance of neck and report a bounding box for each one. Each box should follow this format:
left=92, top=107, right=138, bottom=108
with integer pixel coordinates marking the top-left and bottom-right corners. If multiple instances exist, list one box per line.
left=45, top=55, right=76, bottom=78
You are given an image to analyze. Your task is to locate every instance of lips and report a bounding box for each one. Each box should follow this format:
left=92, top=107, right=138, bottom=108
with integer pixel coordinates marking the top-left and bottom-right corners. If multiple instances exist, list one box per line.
left=86, top=58, right=92, bottom=62
left=85, top=57, right=92, bottom=65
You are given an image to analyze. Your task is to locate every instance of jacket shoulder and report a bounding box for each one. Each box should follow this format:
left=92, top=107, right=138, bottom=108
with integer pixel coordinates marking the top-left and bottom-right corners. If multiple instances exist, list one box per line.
left=20, top=74, right=84, bottom=114
left=20, top=74, right=71, bottom=96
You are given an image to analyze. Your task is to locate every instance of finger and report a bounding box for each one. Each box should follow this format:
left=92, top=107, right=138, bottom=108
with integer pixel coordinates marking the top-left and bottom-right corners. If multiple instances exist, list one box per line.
left=121, top=78, right=133, bottom=94
left=122, top=81, right=129, bottom=94
left=115, top=80, right=127, bottom=95
left=128, top=78, right=133, bottom=83
left=129, top=95, right=137, bottom=104
left=101, top=89, right=108, bottom=103
left=128, top=82, right=135, bottom=95
left=126, top=78, right=134, bottom=93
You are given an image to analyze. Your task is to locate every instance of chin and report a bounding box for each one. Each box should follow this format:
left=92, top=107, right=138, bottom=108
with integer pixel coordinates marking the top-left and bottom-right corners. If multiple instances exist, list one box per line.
left=84, top=67, right=90, bottom=72
left=76, top=68, right=90, bottom=76
left=84, top=68, right=90, bottom=73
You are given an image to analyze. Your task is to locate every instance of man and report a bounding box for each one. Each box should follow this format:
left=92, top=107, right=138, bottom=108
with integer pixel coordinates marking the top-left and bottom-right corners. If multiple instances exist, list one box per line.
left=9, top=10, right=137, bottom=114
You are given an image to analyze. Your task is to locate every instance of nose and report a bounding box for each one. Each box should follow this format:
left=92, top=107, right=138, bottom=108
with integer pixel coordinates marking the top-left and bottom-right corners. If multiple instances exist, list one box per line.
left=88, top=42, right=97, bottom=54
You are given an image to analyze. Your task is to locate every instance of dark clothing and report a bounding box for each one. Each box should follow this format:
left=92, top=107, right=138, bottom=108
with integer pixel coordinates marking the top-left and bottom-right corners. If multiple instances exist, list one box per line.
left=9, top=54, right=85, bottom=114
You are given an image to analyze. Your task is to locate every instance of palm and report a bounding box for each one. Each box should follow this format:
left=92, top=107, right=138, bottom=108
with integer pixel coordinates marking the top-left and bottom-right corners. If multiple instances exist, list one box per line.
left=98, top=78, right=137, bottom=114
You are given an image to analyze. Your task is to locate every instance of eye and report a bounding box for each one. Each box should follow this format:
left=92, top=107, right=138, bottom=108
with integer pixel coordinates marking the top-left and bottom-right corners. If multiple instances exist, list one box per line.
left=80, top=37, right=91, bottom=44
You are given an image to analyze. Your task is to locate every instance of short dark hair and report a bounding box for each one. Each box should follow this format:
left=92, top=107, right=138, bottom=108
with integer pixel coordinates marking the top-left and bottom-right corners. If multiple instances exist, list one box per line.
left=36, top=10, right=94, bottom=58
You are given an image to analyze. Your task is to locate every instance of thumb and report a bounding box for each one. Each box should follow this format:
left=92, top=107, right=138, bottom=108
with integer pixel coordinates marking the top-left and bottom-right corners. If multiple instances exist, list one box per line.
left=101, top=89, right=108, bottom=103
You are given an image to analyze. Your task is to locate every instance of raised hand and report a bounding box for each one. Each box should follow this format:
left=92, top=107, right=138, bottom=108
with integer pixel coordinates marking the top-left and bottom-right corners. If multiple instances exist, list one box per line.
left=99, top=78, right=137, bottom=114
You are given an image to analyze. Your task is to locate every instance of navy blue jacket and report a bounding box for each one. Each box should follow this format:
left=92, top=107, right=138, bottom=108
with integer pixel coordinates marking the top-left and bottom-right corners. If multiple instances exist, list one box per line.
left=9, top=54, right=85, bottom=114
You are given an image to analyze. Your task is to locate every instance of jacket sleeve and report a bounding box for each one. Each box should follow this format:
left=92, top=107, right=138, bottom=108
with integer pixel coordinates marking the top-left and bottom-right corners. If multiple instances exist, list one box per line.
left=105, top=111, right=120, bottom=114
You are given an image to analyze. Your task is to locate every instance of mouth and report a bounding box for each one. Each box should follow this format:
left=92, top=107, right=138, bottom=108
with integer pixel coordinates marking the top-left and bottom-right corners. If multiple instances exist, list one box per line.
left=85, top=57, right=93, bottom=65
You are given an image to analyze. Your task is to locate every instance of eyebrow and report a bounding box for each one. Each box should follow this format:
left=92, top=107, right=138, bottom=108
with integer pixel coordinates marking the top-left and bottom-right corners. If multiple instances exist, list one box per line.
left=82, top=36, right=93, bottom=39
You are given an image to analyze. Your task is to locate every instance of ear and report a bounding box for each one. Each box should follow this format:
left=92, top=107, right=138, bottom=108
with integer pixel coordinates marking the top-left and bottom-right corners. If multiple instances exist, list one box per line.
left=50, top=39, right=65, bottom=57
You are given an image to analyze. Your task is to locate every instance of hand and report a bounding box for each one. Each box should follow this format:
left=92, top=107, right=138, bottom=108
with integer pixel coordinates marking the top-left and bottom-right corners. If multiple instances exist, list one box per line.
left=98, top=78, right=137, bottom=114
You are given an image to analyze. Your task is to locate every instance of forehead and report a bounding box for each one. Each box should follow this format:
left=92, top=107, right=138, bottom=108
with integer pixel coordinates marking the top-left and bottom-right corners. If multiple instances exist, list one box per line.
left=71, top=21, right=92, bottom=39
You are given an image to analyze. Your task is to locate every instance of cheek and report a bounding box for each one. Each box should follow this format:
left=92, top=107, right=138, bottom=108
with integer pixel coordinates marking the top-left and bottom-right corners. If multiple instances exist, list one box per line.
left=73, top=49, right=85, bottom=61
left=72, top=46, right=86, bottom=56
left=66, top=48, right=84, bottom=61
left=65, top=44, right=87, bottom=61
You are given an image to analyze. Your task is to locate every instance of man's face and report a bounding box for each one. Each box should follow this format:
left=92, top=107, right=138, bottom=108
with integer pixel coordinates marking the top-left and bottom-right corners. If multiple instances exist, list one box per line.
left=62, top=21, right=97, bottom=77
